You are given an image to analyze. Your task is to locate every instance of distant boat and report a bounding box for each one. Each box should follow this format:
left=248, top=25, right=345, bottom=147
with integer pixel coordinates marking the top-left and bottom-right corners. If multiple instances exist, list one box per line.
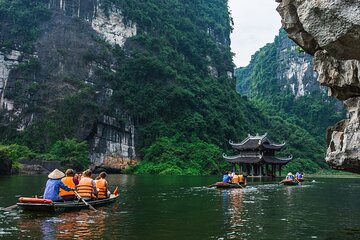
left=17, top=194, right=119, bottom=212
left=280, top=179, right=299, bottom=186
left=213, top=182, right=246, bottom=189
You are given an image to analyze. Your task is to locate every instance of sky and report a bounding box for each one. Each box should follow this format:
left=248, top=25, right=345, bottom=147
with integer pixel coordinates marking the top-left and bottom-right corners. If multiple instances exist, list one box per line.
left=228, top=0, right=282, bottom=67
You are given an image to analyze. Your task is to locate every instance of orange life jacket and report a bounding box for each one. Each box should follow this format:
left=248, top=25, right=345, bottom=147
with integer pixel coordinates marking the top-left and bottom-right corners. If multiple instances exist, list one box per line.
left=59, top=177, right=76, bottom=197
left=231, top=175, right=240, bottom=184
left=239, top=175, right=245, bottom=184
left=76, top=177, right=95, bottom=198
left=95, top=178, right=108, bottom=199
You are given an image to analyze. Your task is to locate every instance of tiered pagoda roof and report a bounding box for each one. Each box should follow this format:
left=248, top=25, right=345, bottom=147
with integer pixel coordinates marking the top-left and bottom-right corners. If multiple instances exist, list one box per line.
left=222, top=153, right=293, bottom=165
left=223, top=133, right=292, bottom=165
left=228, top=133, right=286, bottom=150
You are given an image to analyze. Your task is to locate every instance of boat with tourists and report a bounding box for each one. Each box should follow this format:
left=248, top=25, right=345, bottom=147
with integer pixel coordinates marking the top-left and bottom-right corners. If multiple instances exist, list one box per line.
left=16, top=194, right=119, bottom=212
left=213, top=181, right=246, bottom=189
left=280, top=179, right=299, bottom=186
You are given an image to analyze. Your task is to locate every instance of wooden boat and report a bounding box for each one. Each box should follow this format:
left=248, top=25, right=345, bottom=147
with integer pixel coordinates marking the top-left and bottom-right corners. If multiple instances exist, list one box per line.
left=17, top=194, right=119, bottom=212
left=296, top=178, right=305, bottom=182
left=281, top=179, right=299, bottom=186
left=214, top=182, right=246, bottom=189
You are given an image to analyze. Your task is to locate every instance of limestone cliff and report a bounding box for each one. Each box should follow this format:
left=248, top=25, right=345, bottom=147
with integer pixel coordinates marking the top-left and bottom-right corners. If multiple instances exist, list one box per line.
left=277, top=0, right=360, bottom=173
left=0, top=0, right=137, bottom=170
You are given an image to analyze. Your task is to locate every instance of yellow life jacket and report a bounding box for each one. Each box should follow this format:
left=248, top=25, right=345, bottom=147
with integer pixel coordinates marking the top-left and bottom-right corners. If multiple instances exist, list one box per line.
left=76, top=177, right=95, bottom=198
left=239, top=175, right=245, bottom=184
left=59, top=177, right=76, bottom=197
left=231, top=175, right=240, bottom=184
left=95, top=178, right=108, bottom=199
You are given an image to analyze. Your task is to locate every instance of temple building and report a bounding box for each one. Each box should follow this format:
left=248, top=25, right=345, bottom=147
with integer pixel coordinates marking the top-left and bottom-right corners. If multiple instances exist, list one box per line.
left=223, top=133, right=292, bottom=177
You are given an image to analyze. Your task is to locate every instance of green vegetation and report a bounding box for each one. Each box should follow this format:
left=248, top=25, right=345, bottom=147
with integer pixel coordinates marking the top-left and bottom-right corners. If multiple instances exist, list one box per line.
left=128, top=136, right=223, bottom=175
left=0, top=0, right=50, bottom=52
left=0, top=139, right=89, bottom=172
left=235, top=30, right=345, bottom=174
left=0, top=1, right=344, bottom=175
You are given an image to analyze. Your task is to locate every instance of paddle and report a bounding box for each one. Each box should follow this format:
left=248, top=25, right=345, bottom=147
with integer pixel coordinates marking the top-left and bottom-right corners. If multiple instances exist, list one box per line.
left=74, top=191, right=97, bottom=212
left=1, top=204, right=17, bottom=212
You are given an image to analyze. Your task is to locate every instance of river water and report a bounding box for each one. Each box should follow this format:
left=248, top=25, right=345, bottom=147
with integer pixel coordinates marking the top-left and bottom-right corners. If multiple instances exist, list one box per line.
left=0, top=175, right=359, bottom=239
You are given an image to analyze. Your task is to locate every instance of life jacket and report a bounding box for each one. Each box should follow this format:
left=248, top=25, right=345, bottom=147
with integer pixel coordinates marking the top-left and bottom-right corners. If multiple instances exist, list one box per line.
left=239, top=175, right=245, bottom=184
left=59, top=177, right=76, bottom=197
left=76, top=177, right=95, bottom=198
left=95, top=178, right=108, bottom=199
left=231, top=175, right=240, bottom=184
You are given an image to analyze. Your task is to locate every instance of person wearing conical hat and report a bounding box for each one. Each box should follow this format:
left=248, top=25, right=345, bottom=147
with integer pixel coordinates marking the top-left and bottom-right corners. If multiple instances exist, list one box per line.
left=43, top=169, right=75, bottom=202
left=286, top=172, right=294, bottom=180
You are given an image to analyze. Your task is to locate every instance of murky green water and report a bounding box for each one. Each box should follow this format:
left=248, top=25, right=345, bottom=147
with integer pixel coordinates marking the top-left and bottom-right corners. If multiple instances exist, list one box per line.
left=0, top=175, right=359, bottom=239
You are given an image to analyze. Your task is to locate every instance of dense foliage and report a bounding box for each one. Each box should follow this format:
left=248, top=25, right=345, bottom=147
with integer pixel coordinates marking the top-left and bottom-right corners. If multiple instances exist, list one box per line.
left=0, top=139, right=89, bottom=172
left=0, top=1, right=344, bottom=175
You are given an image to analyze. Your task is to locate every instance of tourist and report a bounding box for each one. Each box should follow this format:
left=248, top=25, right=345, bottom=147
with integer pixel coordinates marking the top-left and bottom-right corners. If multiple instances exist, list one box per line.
left=295, top=172, right=300, bottom=179
left=43, top=169, right=75, bottom=202
left=222, top=171, right=232, bottom=183
left=59, top=169, right=78, bottom=201
left=76, top=169, right=98, bottom=199
left=239, top=173, right=245, bottom=184
left=231, top=172, right=240, bottom=184
left=95, top=172, right=110, bottom=199
left=297, top=172, right=303, bottom=180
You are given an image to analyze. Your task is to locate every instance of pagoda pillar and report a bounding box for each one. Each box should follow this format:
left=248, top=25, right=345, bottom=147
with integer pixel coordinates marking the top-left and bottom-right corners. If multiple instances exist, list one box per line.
left=251, top=164, right=254, bottom=176
left=279, top=165, right=282, bottom=177
left=260, top=164, right=263, bottom=176
left=232, top=163, right=236, bottom=173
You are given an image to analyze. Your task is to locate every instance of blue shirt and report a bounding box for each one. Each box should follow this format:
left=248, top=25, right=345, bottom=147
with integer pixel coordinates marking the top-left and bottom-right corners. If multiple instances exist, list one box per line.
left=223, top=175, right=231, bottom=183
left=43, top=179, right=73, bottom=201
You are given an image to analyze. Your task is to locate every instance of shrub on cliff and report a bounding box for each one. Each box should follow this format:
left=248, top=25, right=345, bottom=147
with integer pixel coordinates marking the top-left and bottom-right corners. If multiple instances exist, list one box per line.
left=130, top=136, right=223, bottom=175
left=48, top=139, right=89, bottom=170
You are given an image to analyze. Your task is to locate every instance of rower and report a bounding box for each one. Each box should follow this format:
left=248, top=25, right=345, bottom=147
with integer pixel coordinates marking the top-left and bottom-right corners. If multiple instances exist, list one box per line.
left=43, top=169, right=75, bottom=202
left=222, top=171, right=232, bottom=183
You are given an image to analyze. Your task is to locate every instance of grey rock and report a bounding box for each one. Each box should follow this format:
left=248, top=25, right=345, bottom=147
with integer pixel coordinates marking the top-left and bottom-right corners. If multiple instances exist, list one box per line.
left=277, top=0, right=360, bottom=173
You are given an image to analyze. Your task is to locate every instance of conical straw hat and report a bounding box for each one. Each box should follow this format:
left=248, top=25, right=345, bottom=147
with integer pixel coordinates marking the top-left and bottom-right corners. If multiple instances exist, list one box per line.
left=48, top=169, right=65, bottom=179
left=287, top=172, right=293, bottom=176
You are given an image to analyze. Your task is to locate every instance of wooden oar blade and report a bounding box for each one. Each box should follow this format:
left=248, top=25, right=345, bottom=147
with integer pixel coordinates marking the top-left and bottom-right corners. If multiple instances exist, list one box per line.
left=1, top=204, right=18, bottom=212
left=74, top=191, right=97, bottom=212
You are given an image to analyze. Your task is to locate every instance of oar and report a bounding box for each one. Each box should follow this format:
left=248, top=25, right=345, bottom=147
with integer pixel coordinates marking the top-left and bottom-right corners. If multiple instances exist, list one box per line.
left=74, top=191, right=97, bottom=212
left=0, top=204, right=17, bottom=212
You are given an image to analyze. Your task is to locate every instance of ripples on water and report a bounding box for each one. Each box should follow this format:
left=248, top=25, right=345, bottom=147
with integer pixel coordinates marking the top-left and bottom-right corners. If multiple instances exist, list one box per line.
left=0, top=176, right=359, bottom=239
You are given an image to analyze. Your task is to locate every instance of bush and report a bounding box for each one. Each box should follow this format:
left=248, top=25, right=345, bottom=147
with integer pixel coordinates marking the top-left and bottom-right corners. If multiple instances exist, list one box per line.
left=49, top=139, right=89, bottom=170
left=131, top=136, right=222, bottom=175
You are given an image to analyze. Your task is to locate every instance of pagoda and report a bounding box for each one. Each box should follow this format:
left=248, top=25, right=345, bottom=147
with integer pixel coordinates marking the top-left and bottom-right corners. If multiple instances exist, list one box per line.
left=223, top=133, right=292, bottom=177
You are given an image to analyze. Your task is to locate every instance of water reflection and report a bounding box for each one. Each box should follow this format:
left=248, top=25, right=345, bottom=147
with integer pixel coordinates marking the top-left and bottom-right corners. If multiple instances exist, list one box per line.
left=18, top=211, right=107, bottom=239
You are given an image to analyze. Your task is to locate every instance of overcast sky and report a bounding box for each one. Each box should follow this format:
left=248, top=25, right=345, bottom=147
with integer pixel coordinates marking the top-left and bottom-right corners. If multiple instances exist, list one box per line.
left=228, top=0, right=282, bottom=67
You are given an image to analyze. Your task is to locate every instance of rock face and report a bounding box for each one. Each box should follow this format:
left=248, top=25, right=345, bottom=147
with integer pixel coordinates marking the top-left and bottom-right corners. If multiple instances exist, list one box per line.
left=1, top=0, right=138, bottom=170
left=277, top=0, right=360, bottom=173
left=236, top=30, right=323, bottom=98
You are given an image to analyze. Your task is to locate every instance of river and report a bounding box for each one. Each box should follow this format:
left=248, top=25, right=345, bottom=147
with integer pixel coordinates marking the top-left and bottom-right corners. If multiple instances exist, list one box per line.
left=0, top=175, right=359, bottom=239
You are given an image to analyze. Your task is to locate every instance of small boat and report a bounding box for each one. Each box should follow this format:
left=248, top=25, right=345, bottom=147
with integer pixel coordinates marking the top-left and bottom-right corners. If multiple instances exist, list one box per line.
left=281, top=179, right=299, bottom=186
left=213, top=182, right=246, bottom=189
left=296, top=178, right=305, bottom=182
left=17, top=194, right=119, bottom=212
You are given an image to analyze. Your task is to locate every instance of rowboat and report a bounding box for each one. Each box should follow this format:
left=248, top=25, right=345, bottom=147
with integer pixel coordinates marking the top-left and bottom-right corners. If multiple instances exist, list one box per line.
left=296, top=178, right=305, bottom=182
left=213, top=182, right=246, bottom=189
left=17, top=194, right=119, bottom=212
left=281, top=179, right=299, bottom=186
